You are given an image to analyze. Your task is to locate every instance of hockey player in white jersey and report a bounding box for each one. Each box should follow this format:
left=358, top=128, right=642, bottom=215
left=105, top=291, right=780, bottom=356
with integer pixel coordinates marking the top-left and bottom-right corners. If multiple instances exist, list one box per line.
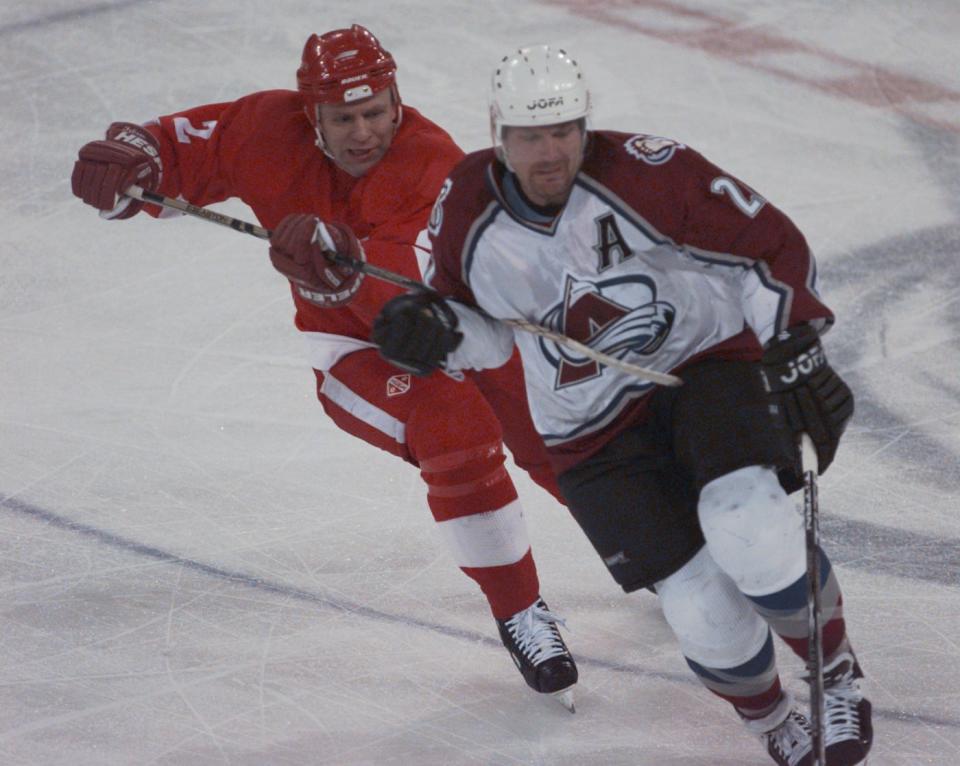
left=372, top=44, right=872, bottom=766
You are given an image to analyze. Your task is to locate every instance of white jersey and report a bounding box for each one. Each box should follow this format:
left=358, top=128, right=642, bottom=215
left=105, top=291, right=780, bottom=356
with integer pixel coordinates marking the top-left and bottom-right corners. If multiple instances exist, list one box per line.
left=427, top=132, right=830, bottom=472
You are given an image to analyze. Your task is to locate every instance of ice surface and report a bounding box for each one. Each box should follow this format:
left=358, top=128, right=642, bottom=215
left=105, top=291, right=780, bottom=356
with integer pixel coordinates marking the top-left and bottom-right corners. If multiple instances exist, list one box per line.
left=1, top=1, right=959, bottom=764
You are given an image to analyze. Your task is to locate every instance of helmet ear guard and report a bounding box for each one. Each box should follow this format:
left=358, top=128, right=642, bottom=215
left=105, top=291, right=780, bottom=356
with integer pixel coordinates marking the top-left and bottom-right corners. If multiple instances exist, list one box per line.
left=297, top=24, right=402, bottom=149
left=489, top=44, right=591, bottom=162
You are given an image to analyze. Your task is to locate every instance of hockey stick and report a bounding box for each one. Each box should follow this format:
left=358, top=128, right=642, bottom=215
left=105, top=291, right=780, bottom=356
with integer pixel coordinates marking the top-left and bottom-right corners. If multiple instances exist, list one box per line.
left=124, top=185, right=682, bottom=386
left=801, top=433, right=826, bottom=766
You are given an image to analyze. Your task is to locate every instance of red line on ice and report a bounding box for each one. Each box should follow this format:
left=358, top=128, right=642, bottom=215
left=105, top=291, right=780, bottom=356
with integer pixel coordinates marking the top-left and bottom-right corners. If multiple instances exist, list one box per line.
left=550, top=0, right=960, bottom=134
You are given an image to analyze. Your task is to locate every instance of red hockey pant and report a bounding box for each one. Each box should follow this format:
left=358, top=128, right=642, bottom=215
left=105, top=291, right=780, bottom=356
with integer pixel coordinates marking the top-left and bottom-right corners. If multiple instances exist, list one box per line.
left=314, top=348, right=560, bottom=618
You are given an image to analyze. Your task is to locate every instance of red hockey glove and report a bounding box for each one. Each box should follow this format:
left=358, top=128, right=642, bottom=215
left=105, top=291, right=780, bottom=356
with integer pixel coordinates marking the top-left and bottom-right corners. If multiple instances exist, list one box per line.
left=268, top=214, right=365, bottom=307
left=71, top=122, right=162, bottom=219
left=372, top=291, right=463, bottom=376
left=761, top=324, right=854, bottom=491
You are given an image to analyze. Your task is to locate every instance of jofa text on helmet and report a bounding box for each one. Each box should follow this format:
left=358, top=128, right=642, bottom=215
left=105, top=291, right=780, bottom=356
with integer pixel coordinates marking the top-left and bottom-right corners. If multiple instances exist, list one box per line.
left=527, top=96, right=564, bottom=110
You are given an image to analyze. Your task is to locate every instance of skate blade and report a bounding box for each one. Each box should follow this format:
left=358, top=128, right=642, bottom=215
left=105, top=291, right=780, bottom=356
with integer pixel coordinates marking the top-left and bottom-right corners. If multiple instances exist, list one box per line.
left=553, top=687, right=576, bottom=714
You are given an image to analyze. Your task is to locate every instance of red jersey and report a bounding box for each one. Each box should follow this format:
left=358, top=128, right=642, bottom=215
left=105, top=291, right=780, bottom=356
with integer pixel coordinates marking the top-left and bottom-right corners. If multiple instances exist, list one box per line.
left=146, top=89, right=464, bottom=365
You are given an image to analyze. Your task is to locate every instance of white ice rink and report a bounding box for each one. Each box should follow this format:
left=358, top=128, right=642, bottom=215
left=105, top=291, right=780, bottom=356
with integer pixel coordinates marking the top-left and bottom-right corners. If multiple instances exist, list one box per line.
left=2, top=1, right=960, bottom=764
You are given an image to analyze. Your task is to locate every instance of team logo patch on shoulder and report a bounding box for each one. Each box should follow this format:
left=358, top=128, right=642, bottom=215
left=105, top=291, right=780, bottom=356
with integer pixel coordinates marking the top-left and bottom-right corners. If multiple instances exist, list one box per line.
left=386, top=374, right=411, bottom=397
left=624, top=135, right=685, bottom=165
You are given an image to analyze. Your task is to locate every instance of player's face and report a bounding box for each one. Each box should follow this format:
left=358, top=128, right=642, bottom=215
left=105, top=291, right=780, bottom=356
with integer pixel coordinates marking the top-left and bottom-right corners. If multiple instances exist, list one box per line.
left=317, top=88, right=398, bottom=177
left=502, top=121, right=584, bottom=207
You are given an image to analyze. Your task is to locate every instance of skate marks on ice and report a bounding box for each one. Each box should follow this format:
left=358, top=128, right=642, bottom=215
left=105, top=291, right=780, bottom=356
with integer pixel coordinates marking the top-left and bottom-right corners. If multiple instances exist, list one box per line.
left=3, top=492, right=958, bottom=738
left=546, top=0, right=960, bottom=135
left=0, top=0, right=152, bottom=39
left=823, top=118, right=960, bottom=520
left=823, top=514, right=960, bottom=590
left=0, top=494, right=506, bottom=647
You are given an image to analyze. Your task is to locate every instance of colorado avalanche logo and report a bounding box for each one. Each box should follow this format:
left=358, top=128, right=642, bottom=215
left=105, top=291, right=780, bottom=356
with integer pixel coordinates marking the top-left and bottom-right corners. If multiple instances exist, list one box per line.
left=624, top=135, right=686, bottom=165
left=540, top=273, right=676, bottom=388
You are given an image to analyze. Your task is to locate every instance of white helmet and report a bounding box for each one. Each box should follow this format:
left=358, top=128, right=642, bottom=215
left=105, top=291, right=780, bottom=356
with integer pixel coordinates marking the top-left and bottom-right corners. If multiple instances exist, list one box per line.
left=490, top=44, right=591, bottom=148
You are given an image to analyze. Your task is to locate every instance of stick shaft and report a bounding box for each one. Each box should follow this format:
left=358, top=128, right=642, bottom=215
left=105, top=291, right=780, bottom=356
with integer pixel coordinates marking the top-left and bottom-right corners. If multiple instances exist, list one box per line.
left=126, top=185, right=271, bottom=239
left=124, top=185, right=681, bottom=386
left=801, top=434, right=826, bottom=766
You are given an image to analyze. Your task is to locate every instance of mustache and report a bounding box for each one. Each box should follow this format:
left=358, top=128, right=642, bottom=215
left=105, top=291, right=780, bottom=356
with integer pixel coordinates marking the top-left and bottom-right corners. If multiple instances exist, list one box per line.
left=531, top=161, right=567, bottom=172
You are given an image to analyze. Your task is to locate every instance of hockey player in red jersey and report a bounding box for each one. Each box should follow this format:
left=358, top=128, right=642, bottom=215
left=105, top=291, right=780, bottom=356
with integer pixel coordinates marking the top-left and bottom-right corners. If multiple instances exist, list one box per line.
left=373, top=45, right=872, bottom=765
left=70, top=26, right=577, bottom=709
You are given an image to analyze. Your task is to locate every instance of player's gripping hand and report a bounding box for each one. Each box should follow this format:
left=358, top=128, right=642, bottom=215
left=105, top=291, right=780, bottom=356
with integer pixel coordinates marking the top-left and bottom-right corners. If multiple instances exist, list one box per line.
left=761, top=324, right=853, bottom=480
left=268, top=214, right=365, bottom=307
left=71, top=122, right=162, bottom=219
left=372, top=291, right=463, bottom=376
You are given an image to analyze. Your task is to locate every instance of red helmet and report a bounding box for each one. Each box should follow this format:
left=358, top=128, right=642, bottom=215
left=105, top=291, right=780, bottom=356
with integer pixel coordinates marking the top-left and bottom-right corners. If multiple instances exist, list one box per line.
left=297, top=25, right=399, bottom=126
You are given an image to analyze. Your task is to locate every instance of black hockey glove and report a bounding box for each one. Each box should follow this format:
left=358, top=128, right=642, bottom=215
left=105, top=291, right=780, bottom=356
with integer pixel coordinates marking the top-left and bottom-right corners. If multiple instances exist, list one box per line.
left=372, top=290, right=463, bottom=377
left=761, top=324, right=854, bottom=488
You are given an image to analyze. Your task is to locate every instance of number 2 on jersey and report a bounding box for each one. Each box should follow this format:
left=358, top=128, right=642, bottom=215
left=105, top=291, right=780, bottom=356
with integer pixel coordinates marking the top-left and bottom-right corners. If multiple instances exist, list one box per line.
left=710, top=176, right=766, bottom=218
left=173, top=117, right=217, bottom=144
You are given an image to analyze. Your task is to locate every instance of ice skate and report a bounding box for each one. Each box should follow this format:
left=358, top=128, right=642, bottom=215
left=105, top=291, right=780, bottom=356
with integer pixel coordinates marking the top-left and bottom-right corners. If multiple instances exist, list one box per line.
left=819, top=651, right=872, bottom=765
left=496, top=597, right=578, bottom=712
left=742, top=692, right=813, bottom=766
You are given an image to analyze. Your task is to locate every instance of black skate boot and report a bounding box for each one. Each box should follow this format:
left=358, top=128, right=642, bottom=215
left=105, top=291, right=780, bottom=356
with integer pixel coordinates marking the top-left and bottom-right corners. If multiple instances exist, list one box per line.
left=742, top=692, right=814, bottom=766
left=821, top=651, right=872, bottom=765
left=496, top=597, right=578, bottom=712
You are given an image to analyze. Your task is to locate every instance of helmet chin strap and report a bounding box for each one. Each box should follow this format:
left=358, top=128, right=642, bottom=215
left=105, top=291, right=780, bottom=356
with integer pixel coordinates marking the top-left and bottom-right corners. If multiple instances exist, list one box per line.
left=389, top=85, right=403, bottom=132
left=309, top=104, right=331, bottom=155
left=313, top=127, right=328, bottom=152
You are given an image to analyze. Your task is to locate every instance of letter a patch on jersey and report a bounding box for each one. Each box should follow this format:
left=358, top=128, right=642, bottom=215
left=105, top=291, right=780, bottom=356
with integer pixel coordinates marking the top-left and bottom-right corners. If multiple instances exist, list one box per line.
left=386, top=374, right=411, bottom=397
left=594, top=213, right=634, bottom=272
